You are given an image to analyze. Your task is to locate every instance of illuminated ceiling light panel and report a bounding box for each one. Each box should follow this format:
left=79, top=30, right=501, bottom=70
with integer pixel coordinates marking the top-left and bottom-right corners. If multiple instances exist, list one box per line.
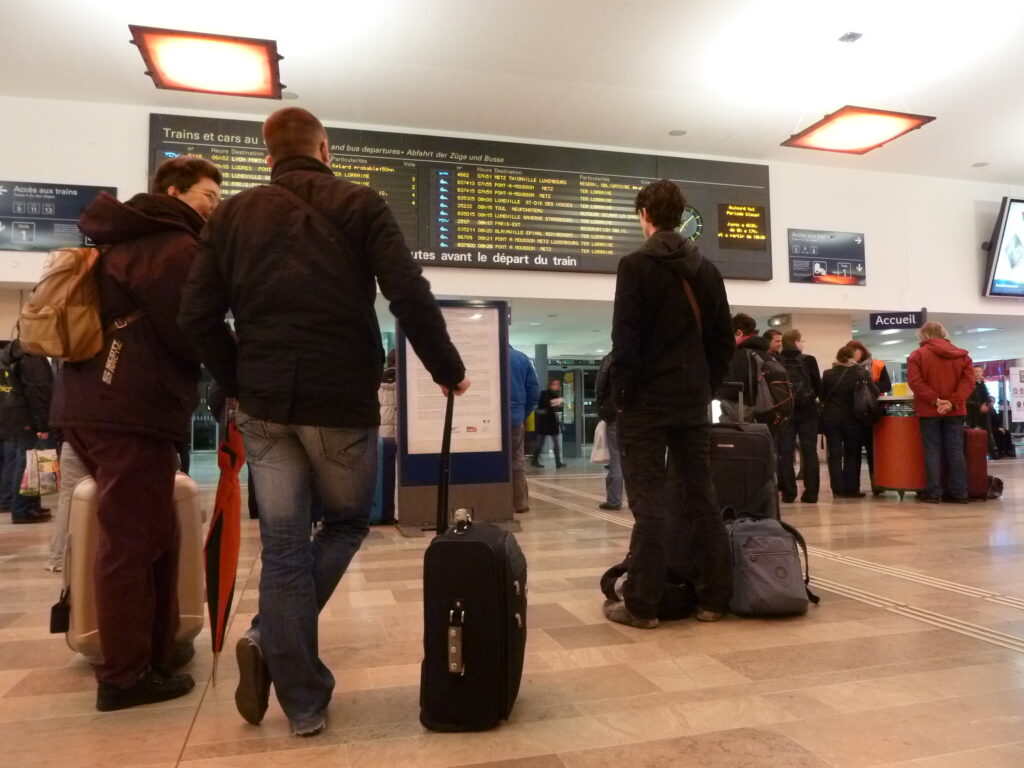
left=129, top=25, right=283, bottom=98
left=782, top=105, right=935, bottom=155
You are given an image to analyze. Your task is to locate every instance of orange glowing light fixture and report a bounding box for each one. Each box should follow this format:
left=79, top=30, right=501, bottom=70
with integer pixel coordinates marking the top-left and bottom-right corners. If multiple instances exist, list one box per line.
left=782, top=105, right=935, bottom=155
left=129, top=25, right=283, bottom=99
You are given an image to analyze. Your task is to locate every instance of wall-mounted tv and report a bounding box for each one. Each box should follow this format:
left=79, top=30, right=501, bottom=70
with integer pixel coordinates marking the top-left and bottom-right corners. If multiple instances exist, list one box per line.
left=984, top=197, right=1024, bottom=297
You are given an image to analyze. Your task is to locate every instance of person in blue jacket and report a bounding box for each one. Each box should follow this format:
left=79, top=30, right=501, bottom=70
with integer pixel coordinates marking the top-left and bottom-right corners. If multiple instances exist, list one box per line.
left=509, top=346, right=540, bottom=512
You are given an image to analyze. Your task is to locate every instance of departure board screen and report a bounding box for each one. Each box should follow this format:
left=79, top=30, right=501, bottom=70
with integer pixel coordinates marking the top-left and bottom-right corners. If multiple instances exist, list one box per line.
left=150, top=114, right=772, bottom=279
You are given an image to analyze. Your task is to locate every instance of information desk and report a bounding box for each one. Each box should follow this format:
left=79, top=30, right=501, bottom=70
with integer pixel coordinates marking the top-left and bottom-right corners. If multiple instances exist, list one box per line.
left=872, top=396, right=928, bottom=499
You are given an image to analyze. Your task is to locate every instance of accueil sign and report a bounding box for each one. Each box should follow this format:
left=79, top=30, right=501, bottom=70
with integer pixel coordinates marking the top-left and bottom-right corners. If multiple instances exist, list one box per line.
left=868, top=309, right=927, bottom=331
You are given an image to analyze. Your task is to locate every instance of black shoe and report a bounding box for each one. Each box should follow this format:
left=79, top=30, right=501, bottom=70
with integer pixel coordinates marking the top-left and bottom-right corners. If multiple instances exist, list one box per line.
left=556, top=463, right=568, bottom=469
left=598, top=502, right=621, bottom=510
left=12, top=512, right=52, bottom=524
left=917, top=494, right=941, bottom=504
left=96, top=668, right=195, bottom=712
left=800, top=495, right=818, bottom=504
left=781, top=496, right=796, bottom=504
left=515, top=507, right=529, bottom=513
left=872, top=489, right=885, bottom=496
left=945, top=497, right=969, bottom=504
left=530, top=461, right=544, bottom=468
left=235, top=636, right=271, bottom=725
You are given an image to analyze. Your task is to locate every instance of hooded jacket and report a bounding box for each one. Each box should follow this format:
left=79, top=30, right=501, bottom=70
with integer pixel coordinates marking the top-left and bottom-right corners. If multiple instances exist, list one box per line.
left=0, top=341, right=54, bottom=438
left=610, top=230, right=733, bottom=412
left=719, top=334, right=771, bottom=406
left=50, top=192, right=202, bottom=441
left=180, top=155, right=465, bottom=428
left=907, top=338, right=975, bottom=418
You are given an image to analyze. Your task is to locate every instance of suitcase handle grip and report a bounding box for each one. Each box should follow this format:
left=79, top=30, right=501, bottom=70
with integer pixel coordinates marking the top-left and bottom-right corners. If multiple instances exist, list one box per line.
left=436, top=392, right=455, bottom=533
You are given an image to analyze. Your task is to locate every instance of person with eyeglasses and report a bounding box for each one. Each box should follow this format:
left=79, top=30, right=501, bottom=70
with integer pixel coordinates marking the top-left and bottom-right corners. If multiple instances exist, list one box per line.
left=50, top=155, right=223, bottom=712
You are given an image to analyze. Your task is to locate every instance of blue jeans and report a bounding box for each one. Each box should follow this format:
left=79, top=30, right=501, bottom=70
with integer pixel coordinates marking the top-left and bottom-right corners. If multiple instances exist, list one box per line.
left=919, top=416, right=967, bottom=499
left=237, top=411, right=377, bottom=732
left=605, top=420, right=623, bottom=506
left=5, top=433, right=41, bottom=519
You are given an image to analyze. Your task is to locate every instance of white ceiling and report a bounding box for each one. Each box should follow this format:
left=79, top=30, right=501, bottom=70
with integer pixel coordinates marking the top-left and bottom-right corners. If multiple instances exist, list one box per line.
left=8, top=0, right=1024, bottom=363
left=4, top=0, right=1024, bottom=183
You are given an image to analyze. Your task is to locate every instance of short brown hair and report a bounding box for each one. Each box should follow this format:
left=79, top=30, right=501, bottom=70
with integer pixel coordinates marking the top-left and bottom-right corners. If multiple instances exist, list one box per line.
left=836, top=345, right=857, bottom=363
left=846, top=339, right=870, bottom=359
left=781, top=329, right=802, bottom=349
left=263, top=107, right=327, bottom=161
left=634, top=179, right=687, bottom=230
left=151, top=155, right=221, bottom=195
left=732, top=313, right=756, bottom=336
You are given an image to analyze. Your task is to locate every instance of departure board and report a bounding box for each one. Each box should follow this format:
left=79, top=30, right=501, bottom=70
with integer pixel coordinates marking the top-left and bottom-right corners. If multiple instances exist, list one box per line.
left=150, top=114, right=772, bottom=279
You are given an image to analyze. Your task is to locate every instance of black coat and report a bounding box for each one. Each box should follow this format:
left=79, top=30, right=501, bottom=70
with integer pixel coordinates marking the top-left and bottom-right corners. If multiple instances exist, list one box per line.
left=610, top=231, right=733, bottom=413
left=535, top=389, right=564, bottom=435
left=820, top=363, right=871, bottom=425
left=50, top=193, right=202, bottom=441
left=0, top=342, right=54, bottom=438
left=180, top=156, right=465, bottom=428
left=719, top=334, right=771, bottom=405
left=778, top=348, right=822, bottom=421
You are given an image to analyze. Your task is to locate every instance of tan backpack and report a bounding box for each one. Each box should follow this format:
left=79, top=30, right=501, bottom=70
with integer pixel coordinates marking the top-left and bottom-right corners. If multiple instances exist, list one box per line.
left=19, top=247, right=104, bottom=362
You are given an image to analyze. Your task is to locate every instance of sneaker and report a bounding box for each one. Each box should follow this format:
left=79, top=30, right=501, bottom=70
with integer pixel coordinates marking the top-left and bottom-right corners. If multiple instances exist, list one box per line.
left=602, top=600, right=658, bottom=629
left=235, top=636, right=271, bottom=725
left=695, top=607, right=725, bottom=622
left=598, top=502, right=621, bottom=510
left=96, top=668, right=194, bottom=711
left=293, top=718, right=326, bottom=738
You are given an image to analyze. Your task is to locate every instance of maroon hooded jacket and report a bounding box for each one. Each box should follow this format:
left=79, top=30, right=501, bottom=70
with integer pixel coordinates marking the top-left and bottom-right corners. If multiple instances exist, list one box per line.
left=906, top=338, right=975, bottom=418
left=50, top=192, right=202, bottom=441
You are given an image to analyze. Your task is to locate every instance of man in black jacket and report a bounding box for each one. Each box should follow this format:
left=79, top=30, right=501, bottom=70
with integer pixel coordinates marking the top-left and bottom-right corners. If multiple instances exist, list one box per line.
left=719, top=313, right=771, bottom=422
left=0, top=341, right=53, bottom=523
left=776, top=329, right=822, bottom=503
left=605, top=179, right=734, bottom=628
left=180, top=108, right=468, bottom=737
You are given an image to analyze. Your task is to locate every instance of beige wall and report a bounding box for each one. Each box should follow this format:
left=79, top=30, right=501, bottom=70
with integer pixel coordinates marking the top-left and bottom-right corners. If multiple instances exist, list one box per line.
left=0, top=290, right=24, bottom=340
left=776, top=313, right=852, bottom=372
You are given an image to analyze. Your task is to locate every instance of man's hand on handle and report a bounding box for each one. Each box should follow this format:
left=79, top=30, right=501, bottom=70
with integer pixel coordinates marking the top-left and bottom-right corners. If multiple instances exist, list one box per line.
left=440, top=378, right=472, bottom=397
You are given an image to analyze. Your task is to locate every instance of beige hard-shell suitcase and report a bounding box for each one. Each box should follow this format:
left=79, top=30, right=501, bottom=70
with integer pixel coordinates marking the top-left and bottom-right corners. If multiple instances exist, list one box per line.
left=64, top=472, right=205, bottom=660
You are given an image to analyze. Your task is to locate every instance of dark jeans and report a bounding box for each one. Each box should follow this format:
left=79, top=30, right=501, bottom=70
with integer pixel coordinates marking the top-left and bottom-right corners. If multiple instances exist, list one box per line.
left=822, top=419, right=865, bottom=496
left=618, top=405, right=732, bottom=618
left=919, top=417, right=967, bottom=499
left=66, top=428, right=180, bottom=688
left=533, top=434, right=562, bottom=465
left=777, top=418, right=820, bottom=501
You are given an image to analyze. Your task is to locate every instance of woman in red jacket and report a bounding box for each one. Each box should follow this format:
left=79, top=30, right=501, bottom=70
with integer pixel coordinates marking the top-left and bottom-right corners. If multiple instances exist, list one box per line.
left=906, top=322, right=976, bottom=503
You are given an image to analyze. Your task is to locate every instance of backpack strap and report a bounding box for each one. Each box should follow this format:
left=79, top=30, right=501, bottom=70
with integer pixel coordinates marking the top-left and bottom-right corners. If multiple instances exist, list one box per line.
left=681, top=279, right=702, bottom=338
left=778, top=520, right=820, bottom=605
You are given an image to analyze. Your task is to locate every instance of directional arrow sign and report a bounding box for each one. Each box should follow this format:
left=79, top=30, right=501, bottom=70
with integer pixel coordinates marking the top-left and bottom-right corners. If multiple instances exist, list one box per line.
left=854, top=236, right=862, bottom=245
left=0, top=186, right=6, bottom=196
left=856, top=263, right=864, bottom=272
left=0, top=222, right=6, bottom=232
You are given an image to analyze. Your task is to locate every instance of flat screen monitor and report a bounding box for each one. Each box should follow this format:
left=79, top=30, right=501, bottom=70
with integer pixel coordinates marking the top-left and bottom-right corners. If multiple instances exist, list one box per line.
left=984, top=197, right=1024, bottom=297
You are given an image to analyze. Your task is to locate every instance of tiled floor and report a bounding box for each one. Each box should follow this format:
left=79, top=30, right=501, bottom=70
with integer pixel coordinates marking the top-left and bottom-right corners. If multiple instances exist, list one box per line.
left=4, top=453, right=1024, bottom=767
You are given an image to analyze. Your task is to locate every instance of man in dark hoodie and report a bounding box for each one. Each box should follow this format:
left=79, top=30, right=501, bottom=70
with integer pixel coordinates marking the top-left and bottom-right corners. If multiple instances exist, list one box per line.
left=907, top=322, right=975, bottom=503
left=50, top=155, right=221, bottom=711
left=605, top=179, right=734, bottom=628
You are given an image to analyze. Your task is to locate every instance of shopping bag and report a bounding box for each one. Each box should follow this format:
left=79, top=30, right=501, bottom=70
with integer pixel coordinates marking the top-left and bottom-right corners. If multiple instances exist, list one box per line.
left=590, top=420, right=611, bottom=464
left=20, top=448, right=60, bottom=496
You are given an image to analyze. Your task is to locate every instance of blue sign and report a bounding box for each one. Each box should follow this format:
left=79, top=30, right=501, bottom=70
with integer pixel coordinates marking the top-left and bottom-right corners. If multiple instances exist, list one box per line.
left=869, top=309, right=927, bottom=331
left=0, top=180, right=116, bottom=252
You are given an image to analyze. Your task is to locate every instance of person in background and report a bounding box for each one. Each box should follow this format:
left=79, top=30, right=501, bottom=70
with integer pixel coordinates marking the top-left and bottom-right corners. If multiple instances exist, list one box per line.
left=776, top=329, right=821, bottom=504
left=606, top=178, right=734, bottom=628
left=762, top=328, right=782, bottom=359
left=906, top=322, right=975, bottom=504
left=820, top=345, right=875, bottom=499
left=965, top=365, right=999, bottom=457
left=718, top=313, right=769, bottom=423
left=377, top=349, right=399, bottom=523
left=45, top=440, right=89, bottom=571
left=594, top=353, right=623, bottom=510
left=986, top=396, right=1015, bottom=459
left=532, top=378, right=567, bottom=468
left=50, top=155, right=221, bottom=711
left=508, top=345, right=540, bottom=512
left=847, top=339, right=891, bottom=494
left=0, top=341, right=55, bottom=524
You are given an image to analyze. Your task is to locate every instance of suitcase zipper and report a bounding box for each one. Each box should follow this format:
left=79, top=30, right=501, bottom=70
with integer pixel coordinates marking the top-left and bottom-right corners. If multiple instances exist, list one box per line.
left=448, top=600, right=465, bottom=675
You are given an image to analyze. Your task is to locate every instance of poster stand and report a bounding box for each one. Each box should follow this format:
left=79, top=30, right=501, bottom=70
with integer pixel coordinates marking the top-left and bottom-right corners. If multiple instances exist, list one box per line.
left=396, top=300, right=518, bottom=537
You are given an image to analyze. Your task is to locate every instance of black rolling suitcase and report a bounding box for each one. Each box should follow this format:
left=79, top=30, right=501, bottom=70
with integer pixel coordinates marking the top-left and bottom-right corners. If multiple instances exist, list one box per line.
left=420, top=393, right=527, bottom=732
left=712, top=389, right=780, bottom=520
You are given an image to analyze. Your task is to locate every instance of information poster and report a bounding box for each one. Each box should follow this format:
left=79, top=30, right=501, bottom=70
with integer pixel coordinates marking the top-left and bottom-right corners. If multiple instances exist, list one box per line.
left=1010, top=367, right=1024, bottom=422
left=788, top=228, right=866, bottom=285
left=0, top=180, right=116, bottom=251
left=150, top=113, right=772, bottom=279
left=405, top=306, right=502, bottom=454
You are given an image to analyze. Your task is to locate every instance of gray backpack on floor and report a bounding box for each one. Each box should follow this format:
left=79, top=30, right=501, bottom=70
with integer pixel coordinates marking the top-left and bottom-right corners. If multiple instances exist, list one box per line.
left=724, top=511, right=820, bottom=616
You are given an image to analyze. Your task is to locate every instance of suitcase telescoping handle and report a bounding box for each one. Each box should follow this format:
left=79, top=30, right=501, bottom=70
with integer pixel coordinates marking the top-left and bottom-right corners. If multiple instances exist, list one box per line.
left=436, top=391, right=455, bottom=533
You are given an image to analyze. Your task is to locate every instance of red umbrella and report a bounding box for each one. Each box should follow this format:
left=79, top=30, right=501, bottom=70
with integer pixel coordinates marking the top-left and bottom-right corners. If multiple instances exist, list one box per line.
left=204, top=418, right=244, bottom=683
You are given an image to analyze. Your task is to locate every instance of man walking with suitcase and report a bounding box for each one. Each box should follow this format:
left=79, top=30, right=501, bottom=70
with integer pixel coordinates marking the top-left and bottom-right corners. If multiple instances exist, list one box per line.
left=180, top=108, right=468, bottom=737
left=605, top=179, right=735, bottom=628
